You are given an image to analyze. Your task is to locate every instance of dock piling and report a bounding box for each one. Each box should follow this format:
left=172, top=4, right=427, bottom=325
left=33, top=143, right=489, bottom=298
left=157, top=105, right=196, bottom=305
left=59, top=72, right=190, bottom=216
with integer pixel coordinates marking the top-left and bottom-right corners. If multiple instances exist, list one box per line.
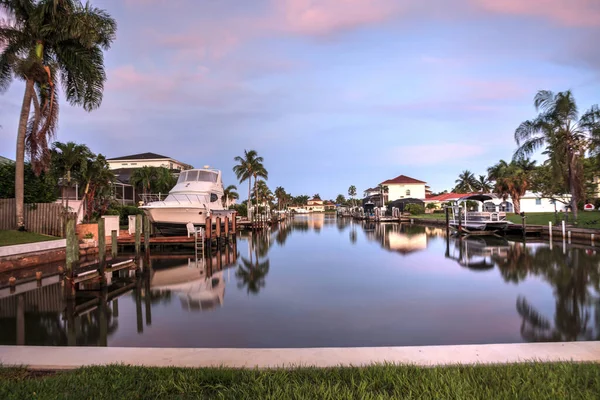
left=111, top=230, right=118, bottom=258
left=561, top=220, right=566, bottom=239
left=144, top=215, right=150, bottom=253
left=568, top=230, right=572, bottom=244
left=548, top=221, right=552, bottom=241
left=592, top=233, right=595, bottom=246
left=135, top=214, right=142, bottom=255
left=98, top=218, right=106, bottom=283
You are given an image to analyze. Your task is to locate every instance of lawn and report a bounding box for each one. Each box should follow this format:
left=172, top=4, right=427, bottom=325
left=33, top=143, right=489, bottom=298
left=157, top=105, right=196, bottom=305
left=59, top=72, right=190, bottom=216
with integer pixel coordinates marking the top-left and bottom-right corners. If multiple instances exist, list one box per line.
left=413, top=212, right=600, bottom=229
left=1, top=363, right=599, bottom=399
left=0, top=230, right=60, bottom=247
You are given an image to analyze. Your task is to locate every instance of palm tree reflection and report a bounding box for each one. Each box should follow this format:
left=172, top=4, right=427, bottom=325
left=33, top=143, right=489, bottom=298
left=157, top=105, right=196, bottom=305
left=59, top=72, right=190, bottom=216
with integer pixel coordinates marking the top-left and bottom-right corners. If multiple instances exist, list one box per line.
left=237, top=231, right=271, bottom=294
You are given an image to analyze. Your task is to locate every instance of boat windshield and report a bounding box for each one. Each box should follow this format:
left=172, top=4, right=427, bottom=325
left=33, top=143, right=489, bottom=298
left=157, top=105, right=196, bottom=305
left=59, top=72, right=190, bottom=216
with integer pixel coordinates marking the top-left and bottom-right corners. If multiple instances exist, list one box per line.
left=164, top=194, right=210, bottom=203
left=177, top=170, right=219, bottom=184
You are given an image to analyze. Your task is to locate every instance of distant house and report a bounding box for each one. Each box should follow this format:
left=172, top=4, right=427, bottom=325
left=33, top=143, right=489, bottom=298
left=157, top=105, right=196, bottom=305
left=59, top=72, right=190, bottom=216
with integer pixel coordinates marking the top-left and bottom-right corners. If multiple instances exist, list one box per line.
left=0, top=155, right=13, bottom=165
left=380, top=175, right=427, bottom=201
left=288, top=198, right=335, bottom=212
left=106, top=152, right=193, bottom=205
left=518, top=192, right=571, bottom=213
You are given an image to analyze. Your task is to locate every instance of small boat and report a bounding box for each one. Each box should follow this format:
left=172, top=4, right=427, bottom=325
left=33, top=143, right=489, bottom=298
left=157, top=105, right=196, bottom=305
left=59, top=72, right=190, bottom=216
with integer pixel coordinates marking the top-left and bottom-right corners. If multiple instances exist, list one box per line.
left=140, top=167, right=236, bottom=235
left=293, top=208, right=309, bottom=214
left=449, top=194, right=509, bottom=233
left=445, top=236, right=510, bottom=271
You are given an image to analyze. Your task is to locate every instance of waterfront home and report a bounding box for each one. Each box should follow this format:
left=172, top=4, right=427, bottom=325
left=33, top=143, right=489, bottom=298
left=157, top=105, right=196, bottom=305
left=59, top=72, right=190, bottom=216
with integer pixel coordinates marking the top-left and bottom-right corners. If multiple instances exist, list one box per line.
left=107, top=152, right=193, bottom=171
left=518, top=191, right=571, bottom=213
left=380, top=175, right=428, bottom=201
left=289, top=199, right=335, bottom=213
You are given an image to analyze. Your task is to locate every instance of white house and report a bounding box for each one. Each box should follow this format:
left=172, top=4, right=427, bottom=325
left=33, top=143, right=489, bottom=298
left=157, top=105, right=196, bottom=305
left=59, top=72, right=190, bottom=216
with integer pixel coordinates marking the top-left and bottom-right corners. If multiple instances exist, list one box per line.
left=380, top=175, right=427, bottom=201
left=518, top=191, right=571, bottom=213
left=107, top=152, right=192, bottom=171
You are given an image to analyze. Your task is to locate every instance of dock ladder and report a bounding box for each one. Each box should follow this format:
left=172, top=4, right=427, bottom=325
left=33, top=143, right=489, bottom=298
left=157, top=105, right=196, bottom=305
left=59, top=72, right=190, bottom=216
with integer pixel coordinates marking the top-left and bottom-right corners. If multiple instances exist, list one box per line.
left=194, top=227, right=206, bottom=262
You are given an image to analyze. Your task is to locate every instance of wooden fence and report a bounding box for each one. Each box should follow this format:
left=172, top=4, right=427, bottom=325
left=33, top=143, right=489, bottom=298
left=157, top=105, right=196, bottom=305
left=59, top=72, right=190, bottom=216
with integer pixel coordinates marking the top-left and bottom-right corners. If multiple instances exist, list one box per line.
left=0, top=198, right=68, bottom=237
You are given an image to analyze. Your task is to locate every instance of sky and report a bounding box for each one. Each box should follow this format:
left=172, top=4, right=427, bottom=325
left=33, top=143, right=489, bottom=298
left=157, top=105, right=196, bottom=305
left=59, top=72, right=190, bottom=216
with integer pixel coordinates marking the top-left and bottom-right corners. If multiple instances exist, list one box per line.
left=1, top=0, right=599, bottom=200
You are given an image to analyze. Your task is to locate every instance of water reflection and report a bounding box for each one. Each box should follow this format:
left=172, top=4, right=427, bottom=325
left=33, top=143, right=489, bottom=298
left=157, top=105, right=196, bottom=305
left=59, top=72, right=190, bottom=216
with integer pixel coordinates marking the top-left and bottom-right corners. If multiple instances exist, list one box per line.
left=236, top=230, right=271, bottom=295
left=1, top=215, right=599, bottom=347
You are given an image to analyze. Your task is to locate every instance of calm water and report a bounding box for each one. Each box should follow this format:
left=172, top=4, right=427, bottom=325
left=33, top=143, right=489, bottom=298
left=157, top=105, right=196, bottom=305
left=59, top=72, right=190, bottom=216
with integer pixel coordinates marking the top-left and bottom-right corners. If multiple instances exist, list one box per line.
left=1, top=214, right=599, bottom=347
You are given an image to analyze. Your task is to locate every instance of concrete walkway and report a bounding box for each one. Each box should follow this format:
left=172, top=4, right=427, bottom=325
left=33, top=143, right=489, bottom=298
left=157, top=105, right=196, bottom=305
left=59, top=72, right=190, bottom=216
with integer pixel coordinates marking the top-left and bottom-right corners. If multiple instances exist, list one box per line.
left=1, top=342, right=599, bottom=370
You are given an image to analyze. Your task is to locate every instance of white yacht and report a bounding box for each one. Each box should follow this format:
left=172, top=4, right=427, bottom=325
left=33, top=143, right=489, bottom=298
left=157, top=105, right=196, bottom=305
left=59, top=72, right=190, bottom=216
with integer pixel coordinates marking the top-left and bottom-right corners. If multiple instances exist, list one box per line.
left=140, top=167, right=236, bottom=235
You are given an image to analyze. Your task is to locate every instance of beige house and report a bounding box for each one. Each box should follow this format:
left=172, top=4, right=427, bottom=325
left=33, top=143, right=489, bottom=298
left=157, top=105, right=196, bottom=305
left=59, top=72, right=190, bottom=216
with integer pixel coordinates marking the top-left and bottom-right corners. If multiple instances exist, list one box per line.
left=107, top=152, right=192, bottom=171
left=380, top=175, right=428, bottom=201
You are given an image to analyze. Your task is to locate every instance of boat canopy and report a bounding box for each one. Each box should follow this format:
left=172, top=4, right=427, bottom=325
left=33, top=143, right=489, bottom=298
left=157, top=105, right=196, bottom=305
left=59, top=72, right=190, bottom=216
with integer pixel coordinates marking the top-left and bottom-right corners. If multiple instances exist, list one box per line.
left=457, top=194, right=498, bottom=202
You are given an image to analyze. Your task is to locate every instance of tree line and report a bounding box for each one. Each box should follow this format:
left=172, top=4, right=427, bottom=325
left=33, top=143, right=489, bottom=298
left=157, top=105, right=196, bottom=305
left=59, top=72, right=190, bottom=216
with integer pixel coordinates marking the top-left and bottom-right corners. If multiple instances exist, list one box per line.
left=453, top=90, right=600, bottom=218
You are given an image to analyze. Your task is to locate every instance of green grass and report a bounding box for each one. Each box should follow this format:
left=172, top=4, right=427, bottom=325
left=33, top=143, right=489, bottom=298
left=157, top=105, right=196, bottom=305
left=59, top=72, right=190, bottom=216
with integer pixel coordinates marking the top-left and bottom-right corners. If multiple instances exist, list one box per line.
left=413, top=212, right=600, bottom=229
left=1, top=363, right=599, bottom=399
left=0, top=230, right=60, bottom=247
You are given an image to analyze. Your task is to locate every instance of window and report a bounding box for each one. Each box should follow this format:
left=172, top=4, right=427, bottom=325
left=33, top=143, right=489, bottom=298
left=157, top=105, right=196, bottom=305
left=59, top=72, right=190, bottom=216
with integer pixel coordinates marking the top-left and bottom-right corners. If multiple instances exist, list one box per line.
left=406, top=189, right=411, bottom=196
left=210, top=193, right=218, bottom=202
left=535, top=198, right=542, bottom=205
left=130, top=163, right=137, bottom=165
left=121, top=163, right=128, bottom=165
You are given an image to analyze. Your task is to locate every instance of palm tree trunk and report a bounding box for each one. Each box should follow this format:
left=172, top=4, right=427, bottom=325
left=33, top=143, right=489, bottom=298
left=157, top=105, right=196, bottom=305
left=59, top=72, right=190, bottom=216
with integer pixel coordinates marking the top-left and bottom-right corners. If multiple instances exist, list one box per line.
left=247, top=180, right=252, bottom=219
left=15, top=79, right=35, bottom=230
left=513, top=194, right=521, bottom=214
left=568, top=160, right=578, bottom=221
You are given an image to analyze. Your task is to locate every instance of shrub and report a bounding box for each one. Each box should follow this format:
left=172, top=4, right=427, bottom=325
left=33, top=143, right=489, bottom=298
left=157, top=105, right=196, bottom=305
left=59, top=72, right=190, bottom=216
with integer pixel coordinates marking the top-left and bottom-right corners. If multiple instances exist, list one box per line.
left=105, top=204, right=144, bottom=226
left=229, top=203, right=247, bottom=217
left=405, top=204, right=425, bottom=215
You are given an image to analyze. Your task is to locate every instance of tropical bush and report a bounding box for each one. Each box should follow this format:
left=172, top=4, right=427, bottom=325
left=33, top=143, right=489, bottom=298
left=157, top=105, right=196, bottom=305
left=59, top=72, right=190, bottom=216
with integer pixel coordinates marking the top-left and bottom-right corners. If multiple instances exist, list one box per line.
left=0, top=162, right=58, bottom=203
left=105, top=204, right=144, bottom=226
left=229, top=203, right=247, bottom=217
left=405, top=204, right=425, bottom=215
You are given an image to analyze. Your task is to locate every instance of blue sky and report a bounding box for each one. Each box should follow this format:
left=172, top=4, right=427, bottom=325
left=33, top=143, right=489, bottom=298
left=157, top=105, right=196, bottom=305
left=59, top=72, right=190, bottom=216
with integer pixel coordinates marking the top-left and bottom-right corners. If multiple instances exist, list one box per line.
left=1, top=0, right=599, bottom=199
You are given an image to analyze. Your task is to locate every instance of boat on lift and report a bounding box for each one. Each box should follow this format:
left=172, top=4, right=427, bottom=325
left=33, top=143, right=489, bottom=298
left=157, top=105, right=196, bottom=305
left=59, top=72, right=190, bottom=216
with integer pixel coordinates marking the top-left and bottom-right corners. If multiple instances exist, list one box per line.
left=449, top=194, right=510, bottom=234
left=140, top=166, right=236, bottom=235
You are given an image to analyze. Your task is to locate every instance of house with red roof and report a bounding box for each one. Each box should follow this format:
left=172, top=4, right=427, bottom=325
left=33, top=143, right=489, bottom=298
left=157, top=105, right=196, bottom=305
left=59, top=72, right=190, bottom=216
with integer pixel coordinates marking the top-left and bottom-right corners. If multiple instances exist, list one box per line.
left=380, top=175, right=428, bottom=202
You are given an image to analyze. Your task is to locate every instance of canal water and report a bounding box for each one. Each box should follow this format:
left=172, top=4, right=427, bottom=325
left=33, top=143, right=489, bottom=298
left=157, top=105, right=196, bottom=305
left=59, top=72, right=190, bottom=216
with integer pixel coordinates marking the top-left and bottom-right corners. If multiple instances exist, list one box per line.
left=1, top=214, right=599, bottom=347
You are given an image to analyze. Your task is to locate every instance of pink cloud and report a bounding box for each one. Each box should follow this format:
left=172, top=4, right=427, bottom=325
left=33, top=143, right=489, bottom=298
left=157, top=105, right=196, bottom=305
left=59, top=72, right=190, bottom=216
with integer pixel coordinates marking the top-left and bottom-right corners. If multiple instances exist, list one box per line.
left=473, top=0, right=600, bottom=26
left=272, top=0, right=405, bottom=36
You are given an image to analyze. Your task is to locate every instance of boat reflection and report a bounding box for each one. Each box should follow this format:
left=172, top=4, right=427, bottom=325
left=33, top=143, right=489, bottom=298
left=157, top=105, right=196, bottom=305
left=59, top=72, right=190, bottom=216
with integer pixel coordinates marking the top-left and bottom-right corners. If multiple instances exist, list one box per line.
left=445, top=235, right=510, bottom=271
left=150, top=246, right=238, bottom=312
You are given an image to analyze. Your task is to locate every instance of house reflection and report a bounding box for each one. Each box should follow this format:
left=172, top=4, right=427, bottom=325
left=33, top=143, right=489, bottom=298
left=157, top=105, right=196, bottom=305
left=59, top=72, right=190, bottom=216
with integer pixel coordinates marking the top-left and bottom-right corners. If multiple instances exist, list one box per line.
left=369, top=223, right=429, bottom=255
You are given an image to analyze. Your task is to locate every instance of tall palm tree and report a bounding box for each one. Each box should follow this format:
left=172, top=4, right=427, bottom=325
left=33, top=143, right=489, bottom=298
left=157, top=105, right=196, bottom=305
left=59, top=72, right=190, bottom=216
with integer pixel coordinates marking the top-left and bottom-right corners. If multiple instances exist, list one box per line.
left=233, top=150, right=265, bottom=218
left=378, top=184, right=389, bottom=206
left=476, top=175, right=493, bottom=193
left=50, top=141, right=91, bottom=212
left=222, top=184, right=239, bottom=208
left=454, top=170, right=478, bottom=193
left=515, top=90, right=600, bottom=220
left=274, top=186, right=286, bottom=210
left=0, top=0, right=117, bottom=230
left=348, top=185, right=357, bottom=207
left=335, top=194, right=346, bottom=205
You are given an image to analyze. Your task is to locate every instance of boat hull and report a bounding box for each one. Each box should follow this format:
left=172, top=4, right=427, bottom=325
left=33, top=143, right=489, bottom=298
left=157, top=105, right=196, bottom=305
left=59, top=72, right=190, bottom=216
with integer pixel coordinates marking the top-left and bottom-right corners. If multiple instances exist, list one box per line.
left=449, top=221, right=508, bottom=232
left=142, top=206, right=236, bottom=236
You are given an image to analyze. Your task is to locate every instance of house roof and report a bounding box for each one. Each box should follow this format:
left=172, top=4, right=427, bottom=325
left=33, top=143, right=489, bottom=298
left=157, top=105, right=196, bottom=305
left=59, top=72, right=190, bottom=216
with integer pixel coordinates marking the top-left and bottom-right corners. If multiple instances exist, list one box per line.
left=107, top=152, right=171, bottom=161
left=381, top=175, right=426, bottom=185
left=425, top=192, right=479, bottom=202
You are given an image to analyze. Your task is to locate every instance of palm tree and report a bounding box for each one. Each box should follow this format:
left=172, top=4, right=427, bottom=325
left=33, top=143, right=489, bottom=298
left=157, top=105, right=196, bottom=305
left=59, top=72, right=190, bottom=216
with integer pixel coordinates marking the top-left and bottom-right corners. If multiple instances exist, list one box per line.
left=252, top=163, right=268, bottom=212
left=253, top=180, right=271, bottom=211
left=233, top=150, right=265, bottom=219
left=130, top=166, right=155, bottom=199
left=476, top=175, right=493, bottom=193
left=222, top=184, right=239, bottom=208
left=50, top=141, right=91, bottom=213
left=348, top=185, right=357, bottom=207
left=378, top=184, right=389, bottom=206
left=488, top=159, right=536, bottom=214
left=274, top=186, right=286, bottom=210
left=80, top=154, right=114, bottom=221
left=152, top=167, right=176, bottom=195
left=335, top=194, right=346, bottom=205
left=0, top=0, right=117, bottom=230
left=515, top=90, right=600, bottom=220
left=454, top=170, right=478, bottom=193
